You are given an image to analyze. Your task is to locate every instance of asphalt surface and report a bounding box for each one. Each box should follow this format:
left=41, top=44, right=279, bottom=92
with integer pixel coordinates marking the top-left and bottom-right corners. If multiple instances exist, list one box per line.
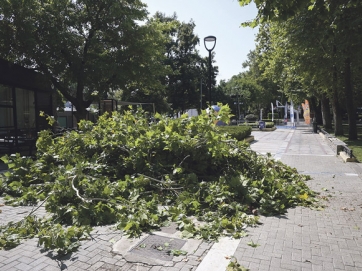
left=1, top=122, right=362, bottom=271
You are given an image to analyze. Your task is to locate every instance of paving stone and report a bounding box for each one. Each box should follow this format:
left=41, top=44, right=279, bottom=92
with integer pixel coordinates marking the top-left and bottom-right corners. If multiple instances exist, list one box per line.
left=14, top=262, right=34, bottom=271
left=234, top=125, right=362, bottom=271
left=180, top=265, right=195, bottom=271
left=149, top=266, right=162, bottom=271
left=30, top=262, right=49, bottom=271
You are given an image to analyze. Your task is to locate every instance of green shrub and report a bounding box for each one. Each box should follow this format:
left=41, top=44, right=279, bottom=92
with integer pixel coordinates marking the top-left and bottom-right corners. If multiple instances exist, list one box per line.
left=240, top=121, right=274, bottom=129
left=218, top=125, right=252, bottom=141
left=268, top=113, right=273, bottom=119
left=245, top=114, right=257, bottom=122
left=265, top=122, right=275, bottom=128
left=240, top=122, right=258, bottom=128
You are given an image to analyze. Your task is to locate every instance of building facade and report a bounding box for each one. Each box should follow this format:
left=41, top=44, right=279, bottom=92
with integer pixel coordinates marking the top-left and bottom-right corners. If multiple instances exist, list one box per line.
left=0, top=59, right=54, bottom=155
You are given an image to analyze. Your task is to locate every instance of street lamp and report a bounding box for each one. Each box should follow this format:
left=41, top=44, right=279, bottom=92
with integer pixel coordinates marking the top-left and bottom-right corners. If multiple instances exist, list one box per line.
left=204, top=35, right=216, bottom=106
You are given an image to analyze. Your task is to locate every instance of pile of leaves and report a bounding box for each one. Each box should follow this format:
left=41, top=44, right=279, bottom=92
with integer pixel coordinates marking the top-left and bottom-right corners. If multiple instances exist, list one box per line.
left=0, top=105, right=316, bottom=253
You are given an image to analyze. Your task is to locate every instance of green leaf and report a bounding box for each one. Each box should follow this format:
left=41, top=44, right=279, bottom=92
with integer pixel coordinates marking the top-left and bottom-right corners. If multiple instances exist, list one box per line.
left=247, top=240, right=260, bottom=248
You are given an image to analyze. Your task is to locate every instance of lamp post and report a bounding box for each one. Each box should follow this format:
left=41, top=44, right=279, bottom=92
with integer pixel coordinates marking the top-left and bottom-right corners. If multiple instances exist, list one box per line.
left=204, top=35, right=216, bottom=106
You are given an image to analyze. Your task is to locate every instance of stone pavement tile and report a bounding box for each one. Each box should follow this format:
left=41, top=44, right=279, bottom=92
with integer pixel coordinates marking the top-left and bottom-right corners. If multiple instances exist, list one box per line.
left=280, top=262, right=302, bottom=271
left=81, top=253, right=102, bottom=265
left=30, top=262, right=50, bottom=271
left=1, top=252, right=23, bottom=265
left=174, top=261, right=189, bottom=270
left=87, top=261, right=105, bottom=271
left=134, top=263, right=153, bottom=271
left=351, top=254, right=362, bottom=263
left=292, top=251, right=302, bottom=262
left=311, top=265, right=323, bottom=271
left=258, top=262, right=272, bottom=271
left=100, top=256, right=119, bottom=265
left=343, top=254, right=355, bottom=266
left=355, top=261, right=362, bottom=268
left=37, top=264, right=62, bottom=271
left=248, top=261, right=261, bottom=270
left=14, top=262, right=33, bottom=271
left=180, top=265, right=195, bottom=271
left=73, top=253, right=91, bottom=263
left=119, top=265, right=137, bottom=271
left=17, top=256, right=36, bottom=265
left=69, top=260, right=91, bottom=270
left=1, top=260, right=21, bottom=271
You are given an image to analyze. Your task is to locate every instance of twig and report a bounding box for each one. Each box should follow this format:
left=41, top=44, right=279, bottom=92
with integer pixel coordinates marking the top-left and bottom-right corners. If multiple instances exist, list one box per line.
left=26, top=193, right=52, bottom=218
left=137, top=173, right=166, bottom=184
left=71, top=175, right=88, bottom=202
left=70, top=175, right=113, bottom=204
left=178, top=155, right=190, bottom=167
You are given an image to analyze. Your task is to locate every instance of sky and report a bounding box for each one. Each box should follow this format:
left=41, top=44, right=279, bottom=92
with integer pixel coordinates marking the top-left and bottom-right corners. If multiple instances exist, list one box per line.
left=142, top=0, right=259, bottom=83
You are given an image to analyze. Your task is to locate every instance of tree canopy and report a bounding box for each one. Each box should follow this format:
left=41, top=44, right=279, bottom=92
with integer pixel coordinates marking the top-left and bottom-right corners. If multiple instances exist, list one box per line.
left=0, top=0, right=169, bottom=120
left=239, top=0, right=362, bottom=139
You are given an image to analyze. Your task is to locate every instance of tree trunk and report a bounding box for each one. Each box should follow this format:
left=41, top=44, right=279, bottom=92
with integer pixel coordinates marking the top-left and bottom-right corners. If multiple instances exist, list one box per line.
left=321, top=93, right=332, bottom=129
left=310, top=97, right=322, bottom=125
left=332, top=61, right=344, bottom=135
left=344, top=57, right=357, bottom=140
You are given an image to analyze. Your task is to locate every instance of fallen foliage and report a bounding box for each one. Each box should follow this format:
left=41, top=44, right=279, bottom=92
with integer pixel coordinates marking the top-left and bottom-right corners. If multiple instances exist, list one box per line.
left=0, top=105, right=316, bottom=254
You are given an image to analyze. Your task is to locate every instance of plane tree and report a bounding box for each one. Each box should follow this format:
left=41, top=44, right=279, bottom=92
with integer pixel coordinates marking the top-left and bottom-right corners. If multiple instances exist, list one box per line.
left=0, top=0, right=169, bottom=120
left=150, top=12, right=218, bottom=113
left=239, top=0, right=362, bottom=139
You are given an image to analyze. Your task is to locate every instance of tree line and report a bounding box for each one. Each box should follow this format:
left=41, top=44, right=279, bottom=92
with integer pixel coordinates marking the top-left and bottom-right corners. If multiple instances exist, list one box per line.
left=1, top=0, right=361, bottom=140
left=0, top=0, right=218, bottom=120
left=228, top=0, right=362, bottom=139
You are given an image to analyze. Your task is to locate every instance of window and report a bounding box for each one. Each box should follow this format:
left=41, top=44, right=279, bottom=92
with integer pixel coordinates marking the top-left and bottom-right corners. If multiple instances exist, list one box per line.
left=0, top=85, right=14, bottom=129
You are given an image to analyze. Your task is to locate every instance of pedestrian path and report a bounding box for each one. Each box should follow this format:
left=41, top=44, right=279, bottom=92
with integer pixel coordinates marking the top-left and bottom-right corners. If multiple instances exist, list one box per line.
left=233, top=123, right=362, bottom=271
left=1, top=123, right=362, bottom=271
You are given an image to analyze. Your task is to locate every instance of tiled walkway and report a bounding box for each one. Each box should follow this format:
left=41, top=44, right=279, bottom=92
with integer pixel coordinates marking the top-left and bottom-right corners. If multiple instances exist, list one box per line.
left=234, top=124, right=362, bottom=271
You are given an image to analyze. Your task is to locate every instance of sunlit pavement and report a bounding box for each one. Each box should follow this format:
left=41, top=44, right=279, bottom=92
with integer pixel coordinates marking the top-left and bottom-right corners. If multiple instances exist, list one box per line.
left=234, top=122, right=362, bottom=271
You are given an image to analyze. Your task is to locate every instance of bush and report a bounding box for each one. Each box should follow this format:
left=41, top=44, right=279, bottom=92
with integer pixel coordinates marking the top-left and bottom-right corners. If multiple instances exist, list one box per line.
left=240, top=121, right=274, bottom=129
left=245, top=114, right=257, bottom=122
left=265, top=122, right=275, bottom=128
left=218, top=125, right=252, bottom=141
left=240, top=122, right=258, bottom=128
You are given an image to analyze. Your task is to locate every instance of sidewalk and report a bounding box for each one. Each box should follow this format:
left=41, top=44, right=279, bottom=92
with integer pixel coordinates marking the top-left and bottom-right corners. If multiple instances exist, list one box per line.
left=1, top=123, right=362, bottom=270
left=234, top=123, right=362, bottom=271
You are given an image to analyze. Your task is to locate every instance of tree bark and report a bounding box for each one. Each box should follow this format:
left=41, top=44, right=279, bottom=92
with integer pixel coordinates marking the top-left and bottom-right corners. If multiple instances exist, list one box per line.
left=321, top=93, right=332, bottom=129
left=310, top=97, right=322, bottom=125
left=331, top=93, right=343, bottom=136
left=331, top=43, right=343, bottom=136
left=344, top=57, right=357, bottom=140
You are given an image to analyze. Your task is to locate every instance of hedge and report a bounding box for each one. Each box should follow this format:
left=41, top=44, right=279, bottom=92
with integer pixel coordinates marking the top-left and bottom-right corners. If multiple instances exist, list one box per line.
left=218, top=125, right=252, bottom=141
left=240, top=122, right=275, bottom=129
